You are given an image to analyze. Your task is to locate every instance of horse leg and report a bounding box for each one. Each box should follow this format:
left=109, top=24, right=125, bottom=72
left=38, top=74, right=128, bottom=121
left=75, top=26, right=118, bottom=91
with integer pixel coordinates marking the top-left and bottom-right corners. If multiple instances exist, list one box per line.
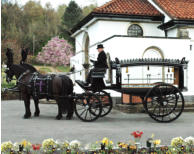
left=56, top=99, right=63, bottom=120
left=23, top=95, right=31, bottom=119
left=33, top=98, right=40, bottom=117
left=66, top=98, right=74, bottom=120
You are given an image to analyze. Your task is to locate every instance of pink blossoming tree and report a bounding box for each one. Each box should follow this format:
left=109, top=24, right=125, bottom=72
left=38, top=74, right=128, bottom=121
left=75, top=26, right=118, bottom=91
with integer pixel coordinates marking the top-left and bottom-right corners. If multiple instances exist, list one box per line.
left=36, top=36, right=74, bottom=66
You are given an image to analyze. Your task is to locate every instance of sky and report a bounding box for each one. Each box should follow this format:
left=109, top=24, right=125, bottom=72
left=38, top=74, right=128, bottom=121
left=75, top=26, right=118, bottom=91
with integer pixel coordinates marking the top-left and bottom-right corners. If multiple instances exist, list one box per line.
left=13, top=0, right=111, bottom=8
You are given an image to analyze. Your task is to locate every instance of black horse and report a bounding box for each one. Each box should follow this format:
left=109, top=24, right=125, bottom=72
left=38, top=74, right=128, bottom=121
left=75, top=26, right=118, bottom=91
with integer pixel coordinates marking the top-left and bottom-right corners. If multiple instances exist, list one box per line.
left=5, top=48, right=74, bottom=120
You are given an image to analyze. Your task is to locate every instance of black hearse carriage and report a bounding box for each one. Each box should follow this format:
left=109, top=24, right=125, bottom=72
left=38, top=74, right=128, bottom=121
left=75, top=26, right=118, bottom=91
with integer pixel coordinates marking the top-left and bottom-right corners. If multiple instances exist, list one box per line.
left=75, top=57, right=188, bottom=123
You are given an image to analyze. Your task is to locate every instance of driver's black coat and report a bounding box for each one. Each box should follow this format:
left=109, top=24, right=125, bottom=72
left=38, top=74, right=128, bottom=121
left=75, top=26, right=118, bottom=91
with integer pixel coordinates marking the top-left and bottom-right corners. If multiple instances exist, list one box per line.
left=93, top=51, right=108, bottom=68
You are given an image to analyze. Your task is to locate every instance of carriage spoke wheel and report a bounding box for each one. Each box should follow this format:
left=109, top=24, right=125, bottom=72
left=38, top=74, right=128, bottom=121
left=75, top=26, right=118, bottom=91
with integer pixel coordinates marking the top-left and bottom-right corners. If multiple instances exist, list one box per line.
left=95, top=91, right=113, bottom=117
left=75, top=92, right=102, bottom=122
left=144, top=83, right=184, bottom=123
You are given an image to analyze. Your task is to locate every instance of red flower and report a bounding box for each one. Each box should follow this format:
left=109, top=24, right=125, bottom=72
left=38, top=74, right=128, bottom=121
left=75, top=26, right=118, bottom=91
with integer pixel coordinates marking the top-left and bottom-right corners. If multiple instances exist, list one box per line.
left=32, top=144, right=41, bottom=150
left=131, top=131, right=143, bottom=138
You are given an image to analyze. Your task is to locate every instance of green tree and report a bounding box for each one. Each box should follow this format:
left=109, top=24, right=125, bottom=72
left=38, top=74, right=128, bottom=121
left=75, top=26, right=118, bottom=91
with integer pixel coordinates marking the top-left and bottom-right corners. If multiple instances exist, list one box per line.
left=60, top=1, right=82, bottom=47
left=1, top=0, right=61, bottom=58
left=22, top=1, right=60, bottom=55
left=62, top=1, right=82, bottom=29
left=1, top=2, right=23, bottom=64
left=82, top=4, right=97, bottom=17
left=57, top=4, right=67, bottom=19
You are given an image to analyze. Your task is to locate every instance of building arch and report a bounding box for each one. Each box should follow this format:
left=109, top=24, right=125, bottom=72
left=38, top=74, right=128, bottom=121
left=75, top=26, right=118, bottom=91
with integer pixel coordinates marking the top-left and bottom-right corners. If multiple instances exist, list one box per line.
left=82, top=32, right=90, bottom=79
left=142, top=46, right=164, bottom=59
left=142, top=46, right=165, bottom=82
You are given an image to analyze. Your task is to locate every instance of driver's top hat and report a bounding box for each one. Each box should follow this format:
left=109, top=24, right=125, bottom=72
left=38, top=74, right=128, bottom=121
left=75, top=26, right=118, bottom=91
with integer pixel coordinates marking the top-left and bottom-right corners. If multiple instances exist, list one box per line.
left=97, top=44, right=104, bottom=49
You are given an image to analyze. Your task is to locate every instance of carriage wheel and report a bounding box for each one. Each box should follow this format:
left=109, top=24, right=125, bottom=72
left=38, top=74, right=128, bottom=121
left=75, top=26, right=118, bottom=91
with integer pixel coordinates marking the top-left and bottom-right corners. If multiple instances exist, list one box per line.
left=144, top=83, right=184, bottom=123
left=75, top=92, right=102, bottom=122
left=95, top=91, right=113, bottom=117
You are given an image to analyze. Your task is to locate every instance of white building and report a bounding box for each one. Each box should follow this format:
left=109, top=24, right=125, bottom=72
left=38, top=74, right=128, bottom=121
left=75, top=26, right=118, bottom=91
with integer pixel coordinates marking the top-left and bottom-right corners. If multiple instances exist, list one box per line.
left=71, top=0, right=194, bottom=99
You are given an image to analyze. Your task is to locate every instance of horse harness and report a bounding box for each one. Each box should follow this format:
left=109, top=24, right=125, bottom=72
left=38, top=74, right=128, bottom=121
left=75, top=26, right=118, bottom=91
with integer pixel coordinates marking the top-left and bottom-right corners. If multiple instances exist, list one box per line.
left=17, top=71, right=55, bottom=99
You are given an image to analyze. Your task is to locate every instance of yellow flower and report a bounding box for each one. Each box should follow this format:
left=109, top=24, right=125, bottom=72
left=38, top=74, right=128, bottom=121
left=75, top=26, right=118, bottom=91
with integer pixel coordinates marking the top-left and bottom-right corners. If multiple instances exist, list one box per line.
left=153, top=139, right=161, bottom=145
left=171, top=137, right=184, bottom=147
left=42, top=138, right=56, bottom=150
left=21, top=140, right=31, bottom=148
left=122, top=144, right=128, bottom=149
left=21, top=140, right=27, bottom=147
left=101, top=137, right=109, bottom=145
left=1, top=141, right=13, bottom=152
left=109, top=141, right=113, bottom=145
left=62, top=141, right=69, bottom=149
left=129, top=145, right=136, bottom=150
left=151, top=134, right=155, bottom=139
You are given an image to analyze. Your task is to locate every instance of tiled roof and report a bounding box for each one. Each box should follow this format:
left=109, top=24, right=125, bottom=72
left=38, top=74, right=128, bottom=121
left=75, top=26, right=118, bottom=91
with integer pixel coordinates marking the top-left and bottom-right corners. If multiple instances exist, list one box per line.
left=154, top=0, right=194, bottom=20
left=93, top=0, right=163, bottom=17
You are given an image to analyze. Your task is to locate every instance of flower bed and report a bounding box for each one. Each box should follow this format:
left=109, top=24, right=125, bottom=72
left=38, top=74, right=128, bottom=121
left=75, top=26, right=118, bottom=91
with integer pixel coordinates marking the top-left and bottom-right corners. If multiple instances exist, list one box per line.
left=1, top=133, right=194, bottom=154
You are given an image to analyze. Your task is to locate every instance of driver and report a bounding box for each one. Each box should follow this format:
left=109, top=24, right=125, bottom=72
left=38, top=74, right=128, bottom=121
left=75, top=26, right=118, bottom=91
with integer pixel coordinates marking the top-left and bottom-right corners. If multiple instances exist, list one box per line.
left=85, top=44, right=108, bottom=85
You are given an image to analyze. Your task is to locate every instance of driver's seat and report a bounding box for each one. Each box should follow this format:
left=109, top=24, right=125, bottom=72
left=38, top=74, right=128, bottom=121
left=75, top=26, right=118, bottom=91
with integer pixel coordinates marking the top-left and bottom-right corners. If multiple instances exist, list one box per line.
left=90, top=68, right=106, bottom=92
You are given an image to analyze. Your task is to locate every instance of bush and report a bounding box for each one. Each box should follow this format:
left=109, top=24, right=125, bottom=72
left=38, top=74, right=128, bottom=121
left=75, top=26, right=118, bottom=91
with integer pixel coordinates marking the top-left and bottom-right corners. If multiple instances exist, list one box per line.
left=36, top=36, right=74, bottom=66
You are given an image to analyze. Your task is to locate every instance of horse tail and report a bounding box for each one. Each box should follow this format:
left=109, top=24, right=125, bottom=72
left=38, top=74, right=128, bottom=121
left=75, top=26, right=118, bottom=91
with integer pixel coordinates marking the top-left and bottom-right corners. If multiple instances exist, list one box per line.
left=61, top=76, right=74, bottom=114
left=68, top=77, right=75, bottom=113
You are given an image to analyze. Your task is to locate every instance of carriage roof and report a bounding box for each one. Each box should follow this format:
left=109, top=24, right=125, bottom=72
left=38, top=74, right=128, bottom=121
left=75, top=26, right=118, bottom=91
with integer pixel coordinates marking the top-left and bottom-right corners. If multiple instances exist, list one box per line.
left=112, top=58, right=188, bottom=67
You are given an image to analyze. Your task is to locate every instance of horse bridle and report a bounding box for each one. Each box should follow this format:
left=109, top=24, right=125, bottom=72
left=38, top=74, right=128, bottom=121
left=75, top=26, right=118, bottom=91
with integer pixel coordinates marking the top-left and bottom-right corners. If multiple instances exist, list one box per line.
left=4, top=67, right=32, bottom=87
left=4, top=67, right=12, bottom=83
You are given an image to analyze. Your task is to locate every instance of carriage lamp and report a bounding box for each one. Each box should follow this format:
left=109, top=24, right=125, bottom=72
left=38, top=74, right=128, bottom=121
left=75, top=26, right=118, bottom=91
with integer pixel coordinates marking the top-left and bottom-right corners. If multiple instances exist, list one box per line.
left=126, top=67, right=128, bottom=73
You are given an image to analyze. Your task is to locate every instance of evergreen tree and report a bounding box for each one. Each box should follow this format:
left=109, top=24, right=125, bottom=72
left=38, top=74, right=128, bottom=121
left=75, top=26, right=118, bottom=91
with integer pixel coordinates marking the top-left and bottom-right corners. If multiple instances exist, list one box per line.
left=60, top=1, right=82, bottom=48
left=62, top=1, right=82, bottom=29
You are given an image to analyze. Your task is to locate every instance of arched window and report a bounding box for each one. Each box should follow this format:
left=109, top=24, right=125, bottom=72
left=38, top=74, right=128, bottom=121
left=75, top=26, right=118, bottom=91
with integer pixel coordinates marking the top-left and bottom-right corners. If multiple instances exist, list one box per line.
left=127, top=24, right=143, bottom=37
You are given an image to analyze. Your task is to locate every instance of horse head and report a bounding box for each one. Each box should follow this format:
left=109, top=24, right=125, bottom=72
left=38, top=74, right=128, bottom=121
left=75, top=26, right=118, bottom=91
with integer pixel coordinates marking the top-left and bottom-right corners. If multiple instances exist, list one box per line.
left=5, top=64, right=28, bottom=83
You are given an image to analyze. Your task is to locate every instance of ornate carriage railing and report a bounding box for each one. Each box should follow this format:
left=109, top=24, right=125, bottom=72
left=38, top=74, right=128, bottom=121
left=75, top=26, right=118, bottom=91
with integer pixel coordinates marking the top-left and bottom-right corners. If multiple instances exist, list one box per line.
left=109, top=57, right=188, bottom=91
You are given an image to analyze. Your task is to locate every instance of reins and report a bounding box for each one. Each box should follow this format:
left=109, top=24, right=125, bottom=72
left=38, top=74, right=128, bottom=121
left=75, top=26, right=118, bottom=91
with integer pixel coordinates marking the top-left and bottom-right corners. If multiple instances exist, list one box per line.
left=16, top=70, right=33, bottom=88
left=66, top=65, right=94, bottom=76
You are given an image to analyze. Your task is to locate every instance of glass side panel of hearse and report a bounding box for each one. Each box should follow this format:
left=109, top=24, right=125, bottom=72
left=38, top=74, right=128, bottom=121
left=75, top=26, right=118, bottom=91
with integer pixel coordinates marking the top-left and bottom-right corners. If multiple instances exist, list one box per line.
left=112, top=58, right=189, bottom=91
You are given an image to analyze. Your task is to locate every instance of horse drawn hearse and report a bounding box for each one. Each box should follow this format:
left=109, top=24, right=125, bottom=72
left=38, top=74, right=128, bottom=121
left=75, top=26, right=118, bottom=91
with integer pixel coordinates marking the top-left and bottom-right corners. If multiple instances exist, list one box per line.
left=4, top=48, right=188, bottom=123
left=74, top=57, right=188, bottom=123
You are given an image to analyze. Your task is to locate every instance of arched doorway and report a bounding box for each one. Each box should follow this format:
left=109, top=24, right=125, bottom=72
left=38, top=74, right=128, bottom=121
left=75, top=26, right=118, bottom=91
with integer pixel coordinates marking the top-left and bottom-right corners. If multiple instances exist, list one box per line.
left=142, top=46, right=164, bottom=83
left=83, top=33, right=90, bottom=80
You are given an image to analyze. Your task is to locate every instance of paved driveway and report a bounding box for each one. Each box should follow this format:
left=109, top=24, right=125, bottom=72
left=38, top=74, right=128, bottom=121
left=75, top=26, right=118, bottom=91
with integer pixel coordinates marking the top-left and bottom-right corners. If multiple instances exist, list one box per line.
left=1, top=100, right=194, bottom=146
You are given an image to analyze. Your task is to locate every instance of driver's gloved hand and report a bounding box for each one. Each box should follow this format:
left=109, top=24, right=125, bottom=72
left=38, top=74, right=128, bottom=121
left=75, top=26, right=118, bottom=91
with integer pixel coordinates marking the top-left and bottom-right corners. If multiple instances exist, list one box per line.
left=90, top=59, right=95, bottom=63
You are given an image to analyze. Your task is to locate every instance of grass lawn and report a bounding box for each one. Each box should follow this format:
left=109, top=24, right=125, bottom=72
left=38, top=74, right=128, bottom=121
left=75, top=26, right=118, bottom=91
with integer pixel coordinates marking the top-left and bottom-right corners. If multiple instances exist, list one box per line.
left=56, top=66, right=70, bottom=72
left=33, top=64, right=70, bottom=73
left=38, top=67, right=52, bottom=72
